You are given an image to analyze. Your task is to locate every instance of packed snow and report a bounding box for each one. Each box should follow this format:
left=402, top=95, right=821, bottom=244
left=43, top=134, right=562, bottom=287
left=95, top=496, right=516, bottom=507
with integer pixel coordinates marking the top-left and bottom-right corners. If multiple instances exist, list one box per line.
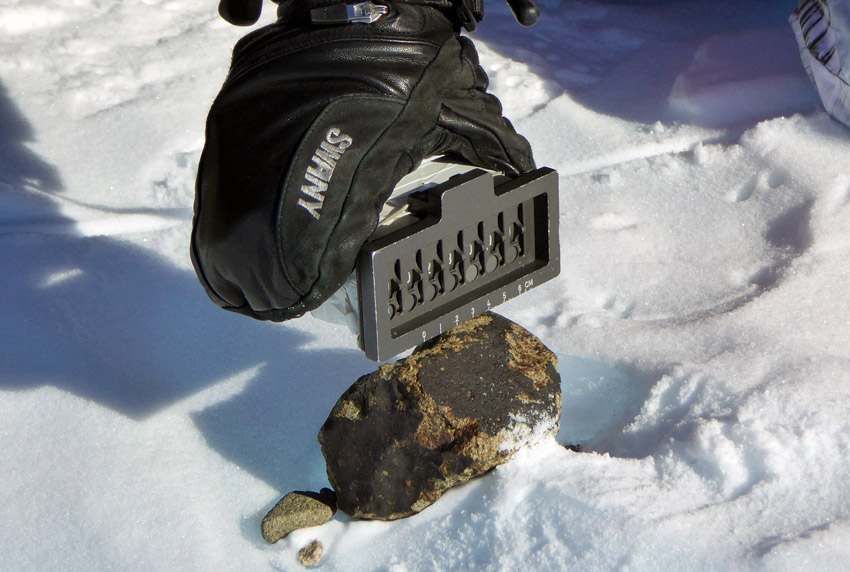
left=2, top=0, right=850, bottom=570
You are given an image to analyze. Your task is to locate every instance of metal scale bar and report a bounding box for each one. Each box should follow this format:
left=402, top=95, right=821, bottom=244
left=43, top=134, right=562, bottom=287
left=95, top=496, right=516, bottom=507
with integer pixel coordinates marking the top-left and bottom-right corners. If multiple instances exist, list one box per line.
left=357, top=167, right=560, bottom=361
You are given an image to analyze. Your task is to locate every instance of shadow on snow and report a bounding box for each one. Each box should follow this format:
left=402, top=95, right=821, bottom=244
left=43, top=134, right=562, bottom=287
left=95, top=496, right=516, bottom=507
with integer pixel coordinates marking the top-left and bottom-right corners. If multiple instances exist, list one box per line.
left=473, top=0, right=817, bottom=126
left=0, top=78, right=373, bottom=493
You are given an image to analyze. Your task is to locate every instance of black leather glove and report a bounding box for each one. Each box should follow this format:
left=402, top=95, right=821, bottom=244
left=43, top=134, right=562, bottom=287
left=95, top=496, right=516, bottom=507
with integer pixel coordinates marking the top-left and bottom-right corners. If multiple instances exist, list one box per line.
left=191, top=0, right=537, bottom=322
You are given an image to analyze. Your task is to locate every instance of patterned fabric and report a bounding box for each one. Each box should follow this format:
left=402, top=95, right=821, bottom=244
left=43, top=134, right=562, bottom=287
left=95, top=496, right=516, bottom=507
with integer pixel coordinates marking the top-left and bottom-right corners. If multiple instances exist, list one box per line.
left=791, top=0, right=850, bottom=126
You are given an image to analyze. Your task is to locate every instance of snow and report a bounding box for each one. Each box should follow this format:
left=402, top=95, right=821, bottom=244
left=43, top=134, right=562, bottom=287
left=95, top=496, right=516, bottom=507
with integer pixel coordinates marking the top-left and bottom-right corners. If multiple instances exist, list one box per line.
left=2, top=0, right=849, bottom=570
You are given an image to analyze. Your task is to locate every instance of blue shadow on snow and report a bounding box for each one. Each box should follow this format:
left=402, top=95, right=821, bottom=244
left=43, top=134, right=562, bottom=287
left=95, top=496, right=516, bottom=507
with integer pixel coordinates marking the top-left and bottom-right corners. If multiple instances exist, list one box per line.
left=0, top=78, right=373, bottom=494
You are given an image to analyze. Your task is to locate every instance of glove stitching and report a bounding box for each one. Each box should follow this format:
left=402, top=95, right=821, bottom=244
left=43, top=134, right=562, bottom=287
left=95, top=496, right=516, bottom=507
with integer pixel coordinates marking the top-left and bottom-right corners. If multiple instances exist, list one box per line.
left=277, top=96, right=405, bottom=304
left=297, top=37, right=461, bottom=311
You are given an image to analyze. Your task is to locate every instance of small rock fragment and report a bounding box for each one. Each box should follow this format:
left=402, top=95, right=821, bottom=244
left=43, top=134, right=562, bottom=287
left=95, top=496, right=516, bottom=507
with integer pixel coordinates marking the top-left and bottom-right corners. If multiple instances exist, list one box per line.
left=298, top=540, right=323, bottom=567
left=261, top=489, right=336, bottom=543
left=319, top=312, right=560, bottom=520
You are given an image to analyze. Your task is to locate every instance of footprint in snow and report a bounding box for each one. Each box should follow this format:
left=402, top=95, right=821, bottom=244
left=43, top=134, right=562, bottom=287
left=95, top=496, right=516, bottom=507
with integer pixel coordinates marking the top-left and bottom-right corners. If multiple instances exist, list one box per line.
left=824, top=175, right=850, bottom=214
left=728, top=168, right=788, bottom=203
left=597, top=293, right=636, bottom=319
left=590, top=211, right=637, bottom=232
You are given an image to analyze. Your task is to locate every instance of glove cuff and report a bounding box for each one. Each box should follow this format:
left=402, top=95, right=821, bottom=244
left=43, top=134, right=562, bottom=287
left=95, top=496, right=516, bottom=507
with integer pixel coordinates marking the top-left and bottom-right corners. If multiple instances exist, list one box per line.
left=274, top=0, right=482, bottom=31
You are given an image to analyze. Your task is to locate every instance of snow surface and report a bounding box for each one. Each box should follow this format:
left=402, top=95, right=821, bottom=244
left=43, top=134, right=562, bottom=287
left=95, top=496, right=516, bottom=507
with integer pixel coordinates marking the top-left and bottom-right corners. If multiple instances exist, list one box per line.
left=2, top=0, right=849, bottom=570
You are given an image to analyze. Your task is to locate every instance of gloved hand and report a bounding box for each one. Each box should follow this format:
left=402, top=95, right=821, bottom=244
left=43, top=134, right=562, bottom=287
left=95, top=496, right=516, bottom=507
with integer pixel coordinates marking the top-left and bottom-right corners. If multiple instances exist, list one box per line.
left=191, top=0, right=538, bottom=322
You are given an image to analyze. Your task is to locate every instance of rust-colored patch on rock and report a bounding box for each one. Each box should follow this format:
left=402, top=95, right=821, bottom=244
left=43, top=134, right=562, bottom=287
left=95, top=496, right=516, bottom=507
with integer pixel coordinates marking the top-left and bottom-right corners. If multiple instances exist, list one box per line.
left=506, top=323, right=558, bottom=390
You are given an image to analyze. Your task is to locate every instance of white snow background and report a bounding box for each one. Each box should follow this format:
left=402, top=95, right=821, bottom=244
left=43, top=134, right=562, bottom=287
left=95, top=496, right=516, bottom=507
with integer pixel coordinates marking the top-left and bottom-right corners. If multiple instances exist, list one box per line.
left=2, top=0, right=849, bottom=570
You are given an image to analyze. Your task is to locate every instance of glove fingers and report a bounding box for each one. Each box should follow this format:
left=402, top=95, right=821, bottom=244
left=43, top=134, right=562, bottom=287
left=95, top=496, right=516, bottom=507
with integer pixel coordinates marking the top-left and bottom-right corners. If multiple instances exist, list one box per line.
left=219, top=0, right=263, bottom=26
left=430, top=36, right=536, bottom=175
left=433, top=91, right=536, bottom=175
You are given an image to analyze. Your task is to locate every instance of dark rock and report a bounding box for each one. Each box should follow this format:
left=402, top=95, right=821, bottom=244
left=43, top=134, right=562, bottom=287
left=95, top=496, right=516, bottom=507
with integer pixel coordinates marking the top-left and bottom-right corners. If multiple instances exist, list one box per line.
left=298, top=540, right=323, bottom=567
left=261, top=489, right=336, bottom=543
left=319, top=312, right=560, bottom=520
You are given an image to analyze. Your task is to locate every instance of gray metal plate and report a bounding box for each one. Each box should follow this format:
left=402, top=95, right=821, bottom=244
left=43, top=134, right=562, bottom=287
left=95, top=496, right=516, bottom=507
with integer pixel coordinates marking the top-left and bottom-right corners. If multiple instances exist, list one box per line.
left=357, top=167, right=560, bottom=362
